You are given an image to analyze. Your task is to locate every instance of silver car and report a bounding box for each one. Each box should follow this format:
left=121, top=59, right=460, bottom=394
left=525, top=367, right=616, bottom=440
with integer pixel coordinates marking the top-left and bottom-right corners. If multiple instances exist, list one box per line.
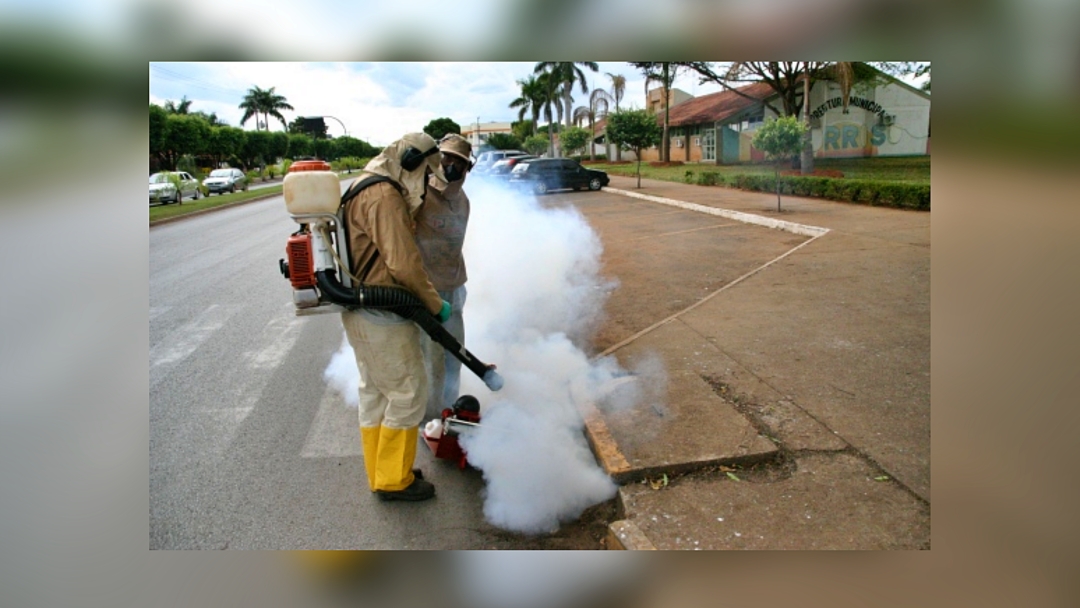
left=149, top=171, right=200, bottom=204
left=202, top=167, right=249, bottom=195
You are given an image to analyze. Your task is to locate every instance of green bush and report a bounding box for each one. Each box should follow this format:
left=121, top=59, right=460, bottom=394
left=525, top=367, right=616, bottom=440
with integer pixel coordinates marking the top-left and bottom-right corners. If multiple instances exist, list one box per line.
left=696, top=172, right=724, bottom=186
left=726, top=174, right=930, bottom=210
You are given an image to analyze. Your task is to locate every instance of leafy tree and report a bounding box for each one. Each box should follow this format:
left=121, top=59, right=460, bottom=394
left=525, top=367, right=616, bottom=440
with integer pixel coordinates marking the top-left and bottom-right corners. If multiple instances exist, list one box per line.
left=751, top=115, right=808, bottom=212
left=334, top=136, right=373, bottom=159
left=149, top=104, right=169, bottom=163
left=486, top=133, right=522, bottom=150
left=242, top=129, right=272, bottom=170
left=288, top=116, right=328, bottom=138
left=560, top=126, right=591, bottom=158
left=163, top=114, right=210, bottom=168
left=606, top=109, right=662, bottom=188
left=423, top=117, right=461, bottom=141
left=509, top=75, right=546, bottom=136
left=239, top=85, right=294, bottom=131
left=523, top=134, right=550, bottom=156
left=313, top=138, right=333, bottom=160
left=207, top=126, right=246, bottom=168
left=511, top=119, right=535, bottom=141
left=268, top=132, right=289, bottom=164
left=287, top=133, right=314, bottom=158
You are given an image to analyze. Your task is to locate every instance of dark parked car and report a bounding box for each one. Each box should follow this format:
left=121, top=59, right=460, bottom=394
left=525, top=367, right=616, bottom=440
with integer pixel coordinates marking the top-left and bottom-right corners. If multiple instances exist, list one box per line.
left=508, top=158, right=609, bottom=194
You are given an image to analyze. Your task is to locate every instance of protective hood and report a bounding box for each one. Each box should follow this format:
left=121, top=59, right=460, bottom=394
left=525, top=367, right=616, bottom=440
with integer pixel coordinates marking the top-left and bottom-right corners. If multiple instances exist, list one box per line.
left=358, top=132, right=443, bottom=214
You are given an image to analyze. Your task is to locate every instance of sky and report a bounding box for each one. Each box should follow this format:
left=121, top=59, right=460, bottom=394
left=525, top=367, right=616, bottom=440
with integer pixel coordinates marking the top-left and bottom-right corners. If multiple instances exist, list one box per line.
left=148, top=62, right=744, bottom=146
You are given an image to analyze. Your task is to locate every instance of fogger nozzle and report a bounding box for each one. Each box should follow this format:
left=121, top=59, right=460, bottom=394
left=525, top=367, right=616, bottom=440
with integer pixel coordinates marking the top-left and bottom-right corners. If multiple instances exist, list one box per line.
left=482, top=369, right=504, bottom=392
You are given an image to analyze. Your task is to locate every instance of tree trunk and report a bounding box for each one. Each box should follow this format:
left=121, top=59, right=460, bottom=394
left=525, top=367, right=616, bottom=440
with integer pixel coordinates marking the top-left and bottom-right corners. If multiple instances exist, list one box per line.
left=800, top=70, right=815, bottom=175
left=589, top=120, right=595, bottom=161
left=775, top=166, right=782, bottom=211
left=662, top=87, right=670, bottom=162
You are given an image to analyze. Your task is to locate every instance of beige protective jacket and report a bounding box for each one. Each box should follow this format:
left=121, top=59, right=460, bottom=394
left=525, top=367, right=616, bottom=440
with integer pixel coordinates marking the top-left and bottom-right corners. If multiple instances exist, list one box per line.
left=343, top=180, right=443, bottom=315
left=415, top=176, right=470, bottom=292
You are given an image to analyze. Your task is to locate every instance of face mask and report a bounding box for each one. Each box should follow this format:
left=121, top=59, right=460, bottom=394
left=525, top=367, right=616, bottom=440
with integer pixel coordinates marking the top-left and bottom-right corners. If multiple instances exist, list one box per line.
left=444, top=163, right=464, bottom=183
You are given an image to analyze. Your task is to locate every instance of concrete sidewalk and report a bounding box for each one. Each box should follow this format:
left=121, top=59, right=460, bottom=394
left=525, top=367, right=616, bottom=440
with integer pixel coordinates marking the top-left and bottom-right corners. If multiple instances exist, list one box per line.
left=584, top=175, right=930, bottom=550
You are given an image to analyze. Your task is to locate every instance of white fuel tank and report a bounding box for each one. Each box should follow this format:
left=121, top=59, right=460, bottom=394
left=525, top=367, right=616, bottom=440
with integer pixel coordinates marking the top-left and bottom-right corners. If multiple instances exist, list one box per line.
left=283, top=160, right=340, bottom=215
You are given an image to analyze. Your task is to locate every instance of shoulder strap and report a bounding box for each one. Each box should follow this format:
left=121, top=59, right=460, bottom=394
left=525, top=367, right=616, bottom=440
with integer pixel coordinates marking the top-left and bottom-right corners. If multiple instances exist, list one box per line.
left=339, top=175, right=405, bottom=283
left=340, top=174, right=403, bottom=207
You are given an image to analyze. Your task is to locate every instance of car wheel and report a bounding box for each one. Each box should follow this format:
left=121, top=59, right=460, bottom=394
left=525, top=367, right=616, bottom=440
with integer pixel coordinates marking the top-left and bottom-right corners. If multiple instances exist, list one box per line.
left=230, top=184, right=236, bottom=193
left=193, top=189, right=200, bottom=200
left=588, top=177, right=602, bottom=191
left=534, top=181, right=548, bottom=195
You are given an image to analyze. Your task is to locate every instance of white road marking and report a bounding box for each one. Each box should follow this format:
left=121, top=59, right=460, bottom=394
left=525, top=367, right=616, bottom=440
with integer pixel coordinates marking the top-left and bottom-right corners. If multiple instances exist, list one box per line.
left=300, top=386, right=360, bottom=458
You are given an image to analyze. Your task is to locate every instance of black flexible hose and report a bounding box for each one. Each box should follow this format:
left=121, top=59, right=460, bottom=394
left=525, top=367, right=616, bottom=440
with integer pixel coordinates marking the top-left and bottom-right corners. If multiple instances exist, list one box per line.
left=315, top=270, right=504, bottom=391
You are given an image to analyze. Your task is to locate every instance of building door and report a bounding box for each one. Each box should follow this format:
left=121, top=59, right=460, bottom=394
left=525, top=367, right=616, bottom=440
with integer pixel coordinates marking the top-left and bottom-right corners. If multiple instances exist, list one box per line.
left=702, top=129, right=716, bottom=161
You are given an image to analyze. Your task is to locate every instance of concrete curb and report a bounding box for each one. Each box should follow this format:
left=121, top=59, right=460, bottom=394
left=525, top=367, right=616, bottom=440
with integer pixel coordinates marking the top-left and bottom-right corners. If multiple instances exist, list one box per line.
left=606, top=520, right=656, bottom=550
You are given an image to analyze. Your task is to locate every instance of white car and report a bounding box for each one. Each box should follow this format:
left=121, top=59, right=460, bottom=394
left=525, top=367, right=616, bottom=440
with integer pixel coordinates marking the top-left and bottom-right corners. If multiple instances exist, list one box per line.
left=202, top=168, right=249, bottom=195
left=150, top=171, right=200, bottom=205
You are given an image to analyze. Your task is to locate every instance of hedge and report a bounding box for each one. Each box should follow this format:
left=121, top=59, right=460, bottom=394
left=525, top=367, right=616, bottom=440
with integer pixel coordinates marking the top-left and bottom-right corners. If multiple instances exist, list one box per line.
left=727, top=174, right=929, bottom=210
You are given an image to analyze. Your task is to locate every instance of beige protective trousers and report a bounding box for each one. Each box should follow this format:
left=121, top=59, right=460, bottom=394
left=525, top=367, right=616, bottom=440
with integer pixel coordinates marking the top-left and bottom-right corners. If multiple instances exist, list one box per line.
left=341, top=309, right=428, bottom=492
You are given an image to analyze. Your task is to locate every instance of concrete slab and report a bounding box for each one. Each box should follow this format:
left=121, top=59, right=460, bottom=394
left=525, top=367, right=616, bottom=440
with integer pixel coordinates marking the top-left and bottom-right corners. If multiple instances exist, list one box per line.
left=618, top=452, right=930, bottom=550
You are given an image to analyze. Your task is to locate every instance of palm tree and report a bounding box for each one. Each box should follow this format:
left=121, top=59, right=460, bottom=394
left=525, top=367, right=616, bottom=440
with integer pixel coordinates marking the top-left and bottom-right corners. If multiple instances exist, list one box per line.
left=164, top=96, right=192, bottom=114
left=535, top=71, right=563, bottom=157
left=574, top=89, right=613, bottom=161
left=508, top=75, right=545, bottom=137
left=606, top=73, right=626, bottom=161
left=534, top=62, right=599, bottom=155
left=239, top=85, right=294, bottom=131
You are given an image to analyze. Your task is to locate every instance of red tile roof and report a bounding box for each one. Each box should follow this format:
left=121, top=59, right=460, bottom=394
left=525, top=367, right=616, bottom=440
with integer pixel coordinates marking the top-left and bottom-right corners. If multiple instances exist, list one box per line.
left=663, top=82, right=775, bottom=127
left=593, top=82, right=776, bottom=132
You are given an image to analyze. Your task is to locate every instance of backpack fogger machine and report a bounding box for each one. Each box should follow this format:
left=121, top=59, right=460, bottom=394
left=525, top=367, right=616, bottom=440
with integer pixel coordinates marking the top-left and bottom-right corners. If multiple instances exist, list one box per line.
left=277, top=161, right=504, bottom=392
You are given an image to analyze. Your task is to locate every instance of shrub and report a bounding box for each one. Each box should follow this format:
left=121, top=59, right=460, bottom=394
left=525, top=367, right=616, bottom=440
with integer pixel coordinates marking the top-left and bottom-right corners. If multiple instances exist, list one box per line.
left=696, top=171, right=724, bottom=186
left=727, top=174, right=930, bottom=210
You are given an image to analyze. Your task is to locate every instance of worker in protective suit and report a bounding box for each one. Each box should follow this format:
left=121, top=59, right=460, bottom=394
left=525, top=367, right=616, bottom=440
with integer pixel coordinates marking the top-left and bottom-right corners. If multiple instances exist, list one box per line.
left=416, top=134, right=474, bottom=421
left=341, top=132, right=450, bottom=502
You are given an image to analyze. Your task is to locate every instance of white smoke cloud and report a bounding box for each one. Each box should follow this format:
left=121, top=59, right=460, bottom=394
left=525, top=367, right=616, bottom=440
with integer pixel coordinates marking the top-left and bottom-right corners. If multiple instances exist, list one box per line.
left=324, top=176, right=655, bottom=534
left=323, top=334, right=360, bottom=408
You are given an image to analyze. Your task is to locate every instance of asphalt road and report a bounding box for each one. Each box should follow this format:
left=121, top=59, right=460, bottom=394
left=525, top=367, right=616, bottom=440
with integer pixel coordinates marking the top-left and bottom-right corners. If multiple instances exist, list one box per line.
left=150, top=186, right=508, bottom=549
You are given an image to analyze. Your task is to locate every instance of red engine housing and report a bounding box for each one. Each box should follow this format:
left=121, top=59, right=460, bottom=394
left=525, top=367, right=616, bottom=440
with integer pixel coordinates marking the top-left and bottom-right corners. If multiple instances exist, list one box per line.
left=423, top=407, right=481, bottom=470
left=285, top=233, right=316, bottom=289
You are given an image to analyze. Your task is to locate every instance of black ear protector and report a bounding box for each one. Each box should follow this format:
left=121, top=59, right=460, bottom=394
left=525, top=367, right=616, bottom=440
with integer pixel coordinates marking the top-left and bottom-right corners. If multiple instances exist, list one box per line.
left=400, top=145, right=439, bottom=171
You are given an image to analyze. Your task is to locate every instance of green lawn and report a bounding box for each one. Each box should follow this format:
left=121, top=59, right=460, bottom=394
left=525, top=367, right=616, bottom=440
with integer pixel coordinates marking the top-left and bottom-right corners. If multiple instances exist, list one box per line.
left=149, top=185, right=283, bottom=223
left=149, top=173, right=358, bottom=224
left=586, top=155, right=930, bottom=186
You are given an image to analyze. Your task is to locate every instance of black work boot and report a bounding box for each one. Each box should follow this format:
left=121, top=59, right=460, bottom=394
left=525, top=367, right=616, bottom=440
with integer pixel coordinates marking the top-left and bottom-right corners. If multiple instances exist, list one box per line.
left=376, top=478, right=435, bottom=502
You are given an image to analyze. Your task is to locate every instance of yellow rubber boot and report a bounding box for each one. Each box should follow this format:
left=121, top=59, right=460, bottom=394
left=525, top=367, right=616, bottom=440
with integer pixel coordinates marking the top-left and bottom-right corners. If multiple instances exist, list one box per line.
left=359, top=426, right=381, bottom=492
left=373, top=426, right=418, bottom=492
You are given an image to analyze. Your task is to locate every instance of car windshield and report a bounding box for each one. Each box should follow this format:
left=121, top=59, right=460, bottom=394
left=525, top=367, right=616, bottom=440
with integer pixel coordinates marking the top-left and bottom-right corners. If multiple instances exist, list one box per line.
left=209, top=170, right=231, bottom=177
left=149, top=173, right=174, bottom=184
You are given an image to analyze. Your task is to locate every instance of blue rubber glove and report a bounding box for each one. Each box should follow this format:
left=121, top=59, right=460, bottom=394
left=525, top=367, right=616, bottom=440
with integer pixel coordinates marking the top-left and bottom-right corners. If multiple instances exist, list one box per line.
left=437, top=300, right=452, bottom=323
